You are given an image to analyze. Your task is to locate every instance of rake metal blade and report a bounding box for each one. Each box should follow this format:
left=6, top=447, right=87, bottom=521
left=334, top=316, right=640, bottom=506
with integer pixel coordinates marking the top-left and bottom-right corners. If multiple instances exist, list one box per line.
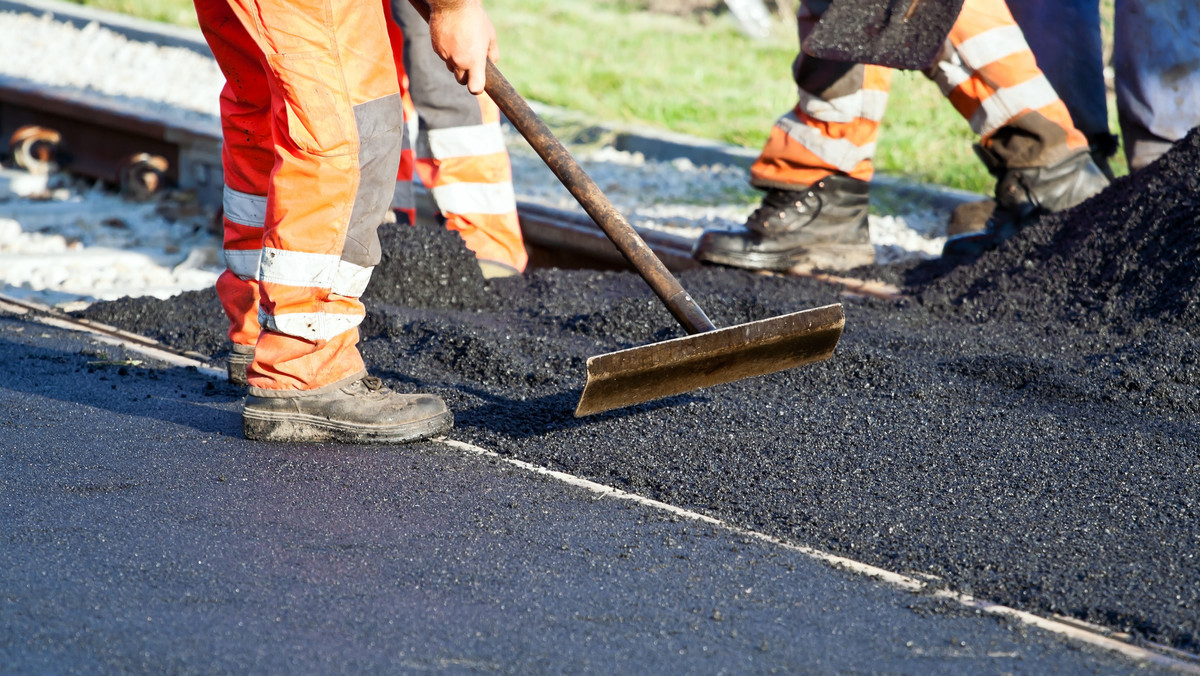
left=575, top=303, right=845, bottom=417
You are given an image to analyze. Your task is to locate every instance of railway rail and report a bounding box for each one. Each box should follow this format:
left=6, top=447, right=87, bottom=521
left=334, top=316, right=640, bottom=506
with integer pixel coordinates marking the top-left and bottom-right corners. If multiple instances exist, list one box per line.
left=0, top=73, right=911, bottom=300
left=0, top=0, right=936, bottom=300
left=0, top=71, right=703, bottom=269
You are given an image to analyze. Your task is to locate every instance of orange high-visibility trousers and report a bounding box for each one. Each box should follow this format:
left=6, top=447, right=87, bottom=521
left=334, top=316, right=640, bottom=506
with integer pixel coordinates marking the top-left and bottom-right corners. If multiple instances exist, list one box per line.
left=197, top=0, right=404, bottom=393
left=751, top=0, right=1089, bottom=190
left=386, top=0, right=528, bottom=275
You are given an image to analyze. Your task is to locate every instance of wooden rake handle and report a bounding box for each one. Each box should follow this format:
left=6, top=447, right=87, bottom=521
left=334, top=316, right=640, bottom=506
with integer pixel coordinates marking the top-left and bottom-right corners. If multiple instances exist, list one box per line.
left=482, top=62, right=717, bottom=335
left=405, top=0, right=715, bottom=333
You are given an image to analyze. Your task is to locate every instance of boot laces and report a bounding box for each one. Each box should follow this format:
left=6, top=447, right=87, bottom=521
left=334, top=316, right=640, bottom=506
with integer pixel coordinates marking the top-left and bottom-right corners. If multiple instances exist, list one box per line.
left=747, top=188, right=821, bottom=234
left=349, top=376, right=392, bottom=399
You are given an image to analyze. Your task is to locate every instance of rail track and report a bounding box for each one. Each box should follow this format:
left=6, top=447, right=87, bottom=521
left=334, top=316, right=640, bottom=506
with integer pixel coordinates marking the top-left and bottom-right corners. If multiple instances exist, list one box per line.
left=0, top=70, right=710, bottom=270
left=0, top=0, right=939, bottom=300
left=0, top=73, right=914, bottom=300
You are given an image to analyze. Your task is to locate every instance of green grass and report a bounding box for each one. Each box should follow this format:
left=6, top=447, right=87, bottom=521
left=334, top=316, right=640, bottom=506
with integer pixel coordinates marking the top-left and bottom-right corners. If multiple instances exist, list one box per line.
left=70, top=0, right=1126, bottom=193
left=65, top=0, right=197, bottom=27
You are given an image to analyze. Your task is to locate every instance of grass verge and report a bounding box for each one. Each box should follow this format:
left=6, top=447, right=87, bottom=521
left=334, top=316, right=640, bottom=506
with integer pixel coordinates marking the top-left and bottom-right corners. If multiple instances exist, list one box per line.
left=64, top=0, right=1127, bottom=193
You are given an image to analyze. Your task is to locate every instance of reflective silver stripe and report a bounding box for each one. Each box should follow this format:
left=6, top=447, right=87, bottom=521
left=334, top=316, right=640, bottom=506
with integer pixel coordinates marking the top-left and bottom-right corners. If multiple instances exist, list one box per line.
left=333, top=260, right=373, bottom=298
left=259, top=247, right=338, bottom=288
left=256, top=247, right=374, bottom=297
left=776, top=111, right=877, bottom=173
left=223, top=248, right=261, bottom=280
left=928, top=49, right=971, bottom=96
left=954, top=25, right=1027, bottom=71
left=259, top=308, right=363, bottom=342
left=422, top=121, right=507, bottom=159
left=223, top=186, right=267, bottom=228
left=797, top=87, right=889, bottom=124
left=971, top=75, right=1060, bottom=137
left=429, top=181, right=517, bottom=216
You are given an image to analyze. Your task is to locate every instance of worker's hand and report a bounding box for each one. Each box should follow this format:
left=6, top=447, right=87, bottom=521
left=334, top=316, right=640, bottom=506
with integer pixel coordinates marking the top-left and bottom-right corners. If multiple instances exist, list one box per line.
left=425, top=0, right=499, bottom=95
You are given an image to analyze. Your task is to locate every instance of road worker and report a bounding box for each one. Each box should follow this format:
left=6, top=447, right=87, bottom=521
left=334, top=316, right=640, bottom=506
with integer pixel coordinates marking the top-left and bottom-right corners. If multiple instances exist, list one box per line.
left=1008, top=0, right=1200, bottom=175
left=196, top=0, right=496, bottom=443
left=692, top=0, right=1111, bottom=269
left=386, top=0, right=528, bottom=279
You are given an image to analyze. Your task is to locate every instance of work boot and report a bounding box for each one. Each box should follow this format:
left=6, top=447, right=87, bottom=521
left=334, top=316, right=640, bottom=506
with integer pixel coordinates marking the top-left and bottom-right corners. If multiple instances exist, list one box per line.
left=227, top=343, right=254, bottom=387
left=943, top=147, right=1109, bottom=257
left=693, top=175, right=874, bottom=271
left=243, top=375, right=453, bottom=444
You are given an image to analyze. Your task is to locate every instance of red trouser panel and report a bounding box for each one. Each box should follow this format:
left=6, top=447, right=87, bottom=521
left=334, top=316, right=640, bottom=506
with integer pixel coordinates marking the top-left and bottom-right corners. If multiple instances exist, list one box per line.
left=751, top=0, right=1087, bottom=190
left=198, top=0, right=404, bottom=392
left=197, top=0, right=271, bottom=348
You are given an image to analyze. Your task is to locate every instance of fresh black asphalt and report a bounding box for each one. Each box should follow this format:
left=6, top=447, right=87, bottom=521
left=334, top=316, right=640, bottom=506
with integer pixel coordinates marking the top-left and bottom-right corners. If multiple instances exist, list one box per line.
left=0, top=312, right=1168, bottom=674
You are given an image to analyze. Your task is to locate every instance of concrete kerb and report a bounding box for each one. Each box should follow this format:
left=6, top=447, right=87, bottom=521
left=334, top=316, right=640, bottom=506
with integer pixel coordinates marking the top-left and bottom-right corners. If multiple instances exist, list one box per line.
left=3, top=0, right=984, bottom=217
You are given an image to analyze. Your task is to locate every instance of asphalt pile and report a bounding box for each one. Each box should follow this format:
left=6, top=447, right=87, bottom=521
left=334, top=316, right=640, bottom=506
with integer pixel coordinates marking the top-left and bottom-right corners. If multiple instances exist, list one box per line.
left=76, top=129, right=1200, bottom=653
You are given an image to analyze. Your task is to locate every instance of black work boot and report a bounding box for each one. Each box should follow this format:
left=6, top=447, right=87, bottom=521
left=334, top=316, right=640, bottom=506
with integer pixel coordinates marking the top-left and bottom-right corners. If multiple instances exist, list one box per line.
left=943, top=147, right=1109, bottom=257
left=243, top=375, right=453, bottom=444
left=227, top=343, right=254, bottom=387
left=693, top=175, right=874, bottom=271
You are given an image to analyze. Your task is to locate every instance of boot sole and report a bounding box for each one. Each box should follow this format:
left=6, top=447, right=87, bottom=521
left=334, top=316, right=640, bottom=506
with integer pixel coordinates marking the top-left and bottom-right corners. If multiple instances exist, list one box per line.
left=696, top=242, right=876, bottom=272
left=243, top=408, right=453, bottom=444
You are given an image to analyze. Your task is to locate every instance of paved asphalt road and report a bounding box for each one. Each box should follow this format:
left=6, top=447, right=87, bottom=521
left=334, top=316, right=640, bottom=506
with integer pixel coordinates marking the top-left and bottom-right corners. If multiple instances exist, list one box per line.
left=0, top=310, right=1180, bottom=674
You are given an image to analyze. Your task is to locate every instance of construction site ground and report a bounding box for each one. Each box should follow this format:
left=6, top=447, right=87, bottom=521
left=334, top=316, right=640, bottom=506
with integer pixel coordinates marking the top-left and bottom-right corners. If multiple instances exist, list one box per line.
left=4, top=126, right=1200, bottom=670
left=2, top=1, right=1199, bottom=672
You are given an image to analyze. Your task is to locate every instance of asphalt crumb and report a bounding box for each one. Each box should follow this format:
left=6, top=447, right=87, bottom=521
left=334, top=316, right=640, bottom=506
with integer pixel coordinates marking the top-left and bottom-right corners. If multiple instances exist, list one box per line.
left=76, top=128, right=1200, bottom=654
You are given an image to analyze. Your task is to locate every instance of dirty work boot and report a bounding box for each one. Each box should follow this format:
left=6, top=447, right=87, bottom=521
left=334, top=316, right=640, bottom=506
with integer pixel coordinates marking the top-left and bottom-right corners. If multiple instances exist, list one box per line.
left=227, top=343, right=254, bottom=387
left=693, top=175, right=874, bottom=271
left=243, top=375, right=453, bottom=444
left=943, top=148, right=1109, bottom=257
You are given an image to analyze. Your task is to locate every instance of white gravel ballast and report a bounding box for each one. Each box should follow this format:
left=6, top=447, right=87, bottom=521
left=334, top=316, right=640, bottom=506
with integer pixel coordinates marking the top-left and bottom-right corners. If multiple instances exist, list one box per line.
left=0, top=2, right=958, bottom=309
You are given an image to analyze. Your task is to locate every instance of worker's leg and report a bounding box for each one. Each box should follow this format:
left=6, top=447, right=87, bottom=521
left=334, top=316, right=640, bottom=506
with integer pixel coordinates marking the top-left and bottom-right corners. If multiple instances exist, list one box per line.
left=1006, top=0, right=1116, bottom=171
left=383, top=10, right=419, bottom=231
left=200, top=0, right=451, bottom=442
left=196, top=0, right=271, bottom=386
left=931, top=0, right=1109, bottom=256
left=1114, top=0, right=1200, bottom=171
left=693, top=0, right=883, bottom=271
left=388, top=0, right=527, bottom=278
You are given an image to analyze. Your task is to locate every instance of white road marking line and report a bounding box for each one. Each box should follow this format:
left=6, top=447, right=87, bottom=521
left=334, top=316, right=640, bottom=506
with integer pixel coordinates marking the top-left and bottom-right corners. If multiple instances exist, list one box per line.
left=439, top=436, right=1200, bottom=674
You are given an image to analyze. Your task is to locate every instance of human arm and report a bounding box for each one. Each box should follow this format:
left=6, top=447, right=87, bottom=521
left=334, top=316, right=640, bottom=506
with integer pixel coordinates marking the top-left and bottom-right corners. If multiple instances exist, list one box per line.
left=408, top=0, right=498, bottom=94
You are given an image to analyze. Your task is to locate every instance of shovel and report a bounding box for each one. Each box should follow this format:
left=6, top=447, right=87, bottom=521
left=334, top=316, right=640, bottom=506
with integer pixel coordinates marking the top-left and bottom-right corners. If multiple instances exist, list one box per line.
left=480, top=63, right=844, bottom=417
left=802, top=0, right=965, bottom=70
